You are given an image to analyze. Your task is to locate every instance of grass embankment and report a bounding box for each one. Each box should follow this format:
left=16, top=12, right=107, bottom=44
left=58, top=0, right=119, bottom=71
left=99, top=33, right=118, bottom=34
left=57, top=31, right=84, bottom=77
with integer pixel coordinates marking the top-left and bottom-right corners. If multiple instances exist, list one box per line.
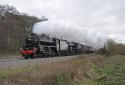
left=0, top=55, right=125, bottom=85
left=77, top=55, right=125, bottom=85
left=95, top=55, right=125, bottom=85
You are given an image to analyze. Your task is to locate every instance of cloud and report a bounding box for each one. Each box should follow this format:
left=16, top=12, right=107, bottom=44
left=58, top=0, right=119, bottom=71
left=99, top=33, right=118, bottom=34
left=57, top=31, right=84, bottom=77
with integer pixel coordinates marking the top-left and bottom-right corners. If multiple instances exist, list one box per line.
left=1, top=0, right=125, bottom=47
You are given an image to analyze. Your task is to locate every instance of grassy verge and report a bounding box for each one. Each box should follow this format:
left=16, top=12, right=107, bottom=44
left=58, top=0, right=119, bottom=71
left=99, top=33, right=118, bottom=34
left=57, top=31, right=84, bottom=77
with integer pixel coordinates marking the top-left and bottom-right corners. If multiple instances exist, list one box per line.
left=0, top=55, right=125, bottom=85
left=94, top=55, right=125, bottom=85
left=0, top=57, right=83, bottom=85
left=77, top=55, right=125, bottom=85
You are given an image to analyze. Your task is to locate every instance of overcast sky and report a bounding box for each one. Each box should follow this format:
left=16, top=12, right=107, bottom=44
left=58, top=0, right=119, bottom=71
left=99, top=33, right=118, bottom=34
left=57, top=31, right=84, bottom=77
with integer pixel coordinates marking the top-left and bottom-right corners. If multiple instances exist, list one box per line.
left=1, top=0, right=125, bottom=46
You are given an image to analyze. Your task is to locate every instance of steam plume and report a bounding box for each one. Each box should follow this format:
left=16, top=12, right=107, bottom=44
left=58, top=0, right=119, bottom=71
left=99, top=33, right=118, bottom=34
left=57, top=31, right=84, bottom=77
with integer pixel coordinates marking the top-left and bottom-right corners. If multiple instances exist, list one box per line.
left=32, top=19, right=108, bottom=49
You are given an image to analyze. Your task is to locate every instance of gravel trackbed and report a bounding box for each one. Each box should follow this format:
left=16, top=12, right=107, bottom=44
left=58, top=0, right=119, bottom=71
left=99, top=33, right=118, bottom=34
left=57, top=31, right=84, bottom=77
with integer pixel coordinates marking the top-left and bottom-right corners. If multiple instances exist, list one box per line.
left=0, top=55, right=79, bottom=69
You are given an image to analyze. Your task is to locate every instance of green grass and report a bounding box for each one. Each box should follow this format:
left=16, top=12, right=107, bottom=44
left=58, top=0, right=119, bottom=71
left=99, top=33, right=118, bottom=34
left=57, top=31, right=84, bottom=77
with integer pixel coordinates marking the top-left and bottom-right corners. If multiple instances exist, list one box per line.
left=0, top=67, right=31, bottom=80
left=74, top=55, right=125, bottom=85
left=53, top=72, right=72, bottom=85
left=94, top=55, right=125, bottom=85
left=0, top=55, right=125, bottom=85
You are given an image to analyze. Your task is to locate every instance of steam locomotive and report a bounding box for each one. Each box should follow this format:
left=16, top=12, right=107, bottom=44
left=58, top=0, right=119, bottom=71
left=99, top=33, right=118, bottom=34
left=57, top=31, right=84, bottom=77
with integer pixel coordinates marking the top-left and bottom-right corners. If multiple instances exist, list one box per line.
left=20, top=33, right=95, bottom=59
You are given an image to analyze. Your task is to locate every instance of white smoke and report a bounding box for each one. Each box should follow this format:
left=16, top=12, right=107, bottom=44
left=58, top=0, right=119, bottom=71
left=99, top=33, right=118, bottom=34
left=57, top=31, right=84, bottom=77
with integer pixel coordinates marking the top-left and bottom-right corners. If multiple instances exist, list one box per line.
left=86, top=29, right=108, bottom=49
left=32, top=19, right=87, bottom=42
left=32, top=19, right=108, bottom=49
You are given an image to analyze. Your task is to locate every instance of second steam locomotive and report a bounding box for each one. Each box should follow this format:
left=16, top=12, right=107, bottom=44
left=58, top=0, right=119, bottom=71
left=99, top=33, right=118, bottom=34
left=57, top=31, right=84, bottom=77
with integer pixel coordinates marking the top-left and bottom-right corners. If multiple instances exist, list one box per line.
left=20, top=33, right=95, bottom=59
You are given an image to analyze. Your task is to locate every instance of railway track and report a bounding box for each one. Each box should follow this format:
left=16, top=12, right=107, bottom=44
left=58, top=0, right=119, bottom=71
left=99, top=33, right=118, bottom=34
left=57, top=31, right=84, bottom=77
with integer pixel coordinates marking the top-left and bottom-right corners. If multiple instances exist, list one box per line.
left=0, top=55, right=79, bottom=69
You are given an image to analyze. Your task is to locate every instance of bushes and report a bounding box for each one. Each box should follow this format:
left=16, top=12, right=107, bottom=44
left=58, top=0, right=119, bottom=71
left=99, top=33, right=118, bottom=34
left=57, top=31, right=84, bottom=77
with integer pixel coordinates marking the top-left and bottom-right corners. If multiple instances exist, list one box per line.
left=97, top=39, right=125, bottom=56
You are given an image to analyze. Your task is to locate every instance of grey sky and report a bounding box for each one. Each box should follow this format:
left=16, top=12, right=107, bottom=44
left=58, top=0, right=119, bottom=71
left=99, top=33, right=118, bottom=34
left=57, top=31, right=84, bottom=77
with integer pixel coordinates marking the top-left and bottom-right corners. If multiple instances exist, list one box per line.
left=1, top=0, right=125, bottom=46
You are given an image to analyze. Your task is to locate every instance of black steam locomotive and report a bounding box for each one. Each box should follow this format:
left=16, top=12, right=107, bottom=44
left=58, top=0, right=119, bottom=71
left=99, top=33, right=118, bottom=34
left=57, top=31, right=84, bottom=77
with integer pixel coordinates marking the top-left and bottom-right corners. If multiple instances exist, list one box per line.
left=20, top=33, right=95, bottom=59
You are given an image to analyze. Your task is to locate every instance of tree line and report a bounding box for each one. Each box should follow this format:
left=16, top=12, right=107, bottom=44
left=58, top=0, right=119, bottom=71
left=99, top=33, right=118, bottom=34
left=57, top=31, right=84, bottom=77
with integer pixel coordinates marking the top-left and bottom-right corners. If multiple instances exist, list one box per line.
left=0, top=5, right=40, bottom=53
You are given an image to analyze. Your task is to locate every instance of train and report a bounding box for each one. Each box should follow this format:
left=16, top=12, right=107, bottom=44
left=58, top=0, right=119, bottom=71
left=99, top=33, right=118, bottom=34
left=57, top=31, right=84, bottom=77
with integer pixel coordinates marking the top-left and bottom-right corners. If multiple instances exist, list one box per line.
left=20, top=33, right=95, bottom=59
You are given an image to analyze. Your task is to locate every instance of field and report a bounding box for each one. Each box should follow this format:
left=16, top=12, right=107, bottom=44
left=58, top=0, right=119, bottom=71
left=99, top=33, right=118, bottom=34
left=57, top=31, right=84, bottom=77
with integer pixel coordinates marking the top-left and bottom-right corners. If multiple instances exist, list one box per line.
left=0, top=54, right=125, bottom=85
